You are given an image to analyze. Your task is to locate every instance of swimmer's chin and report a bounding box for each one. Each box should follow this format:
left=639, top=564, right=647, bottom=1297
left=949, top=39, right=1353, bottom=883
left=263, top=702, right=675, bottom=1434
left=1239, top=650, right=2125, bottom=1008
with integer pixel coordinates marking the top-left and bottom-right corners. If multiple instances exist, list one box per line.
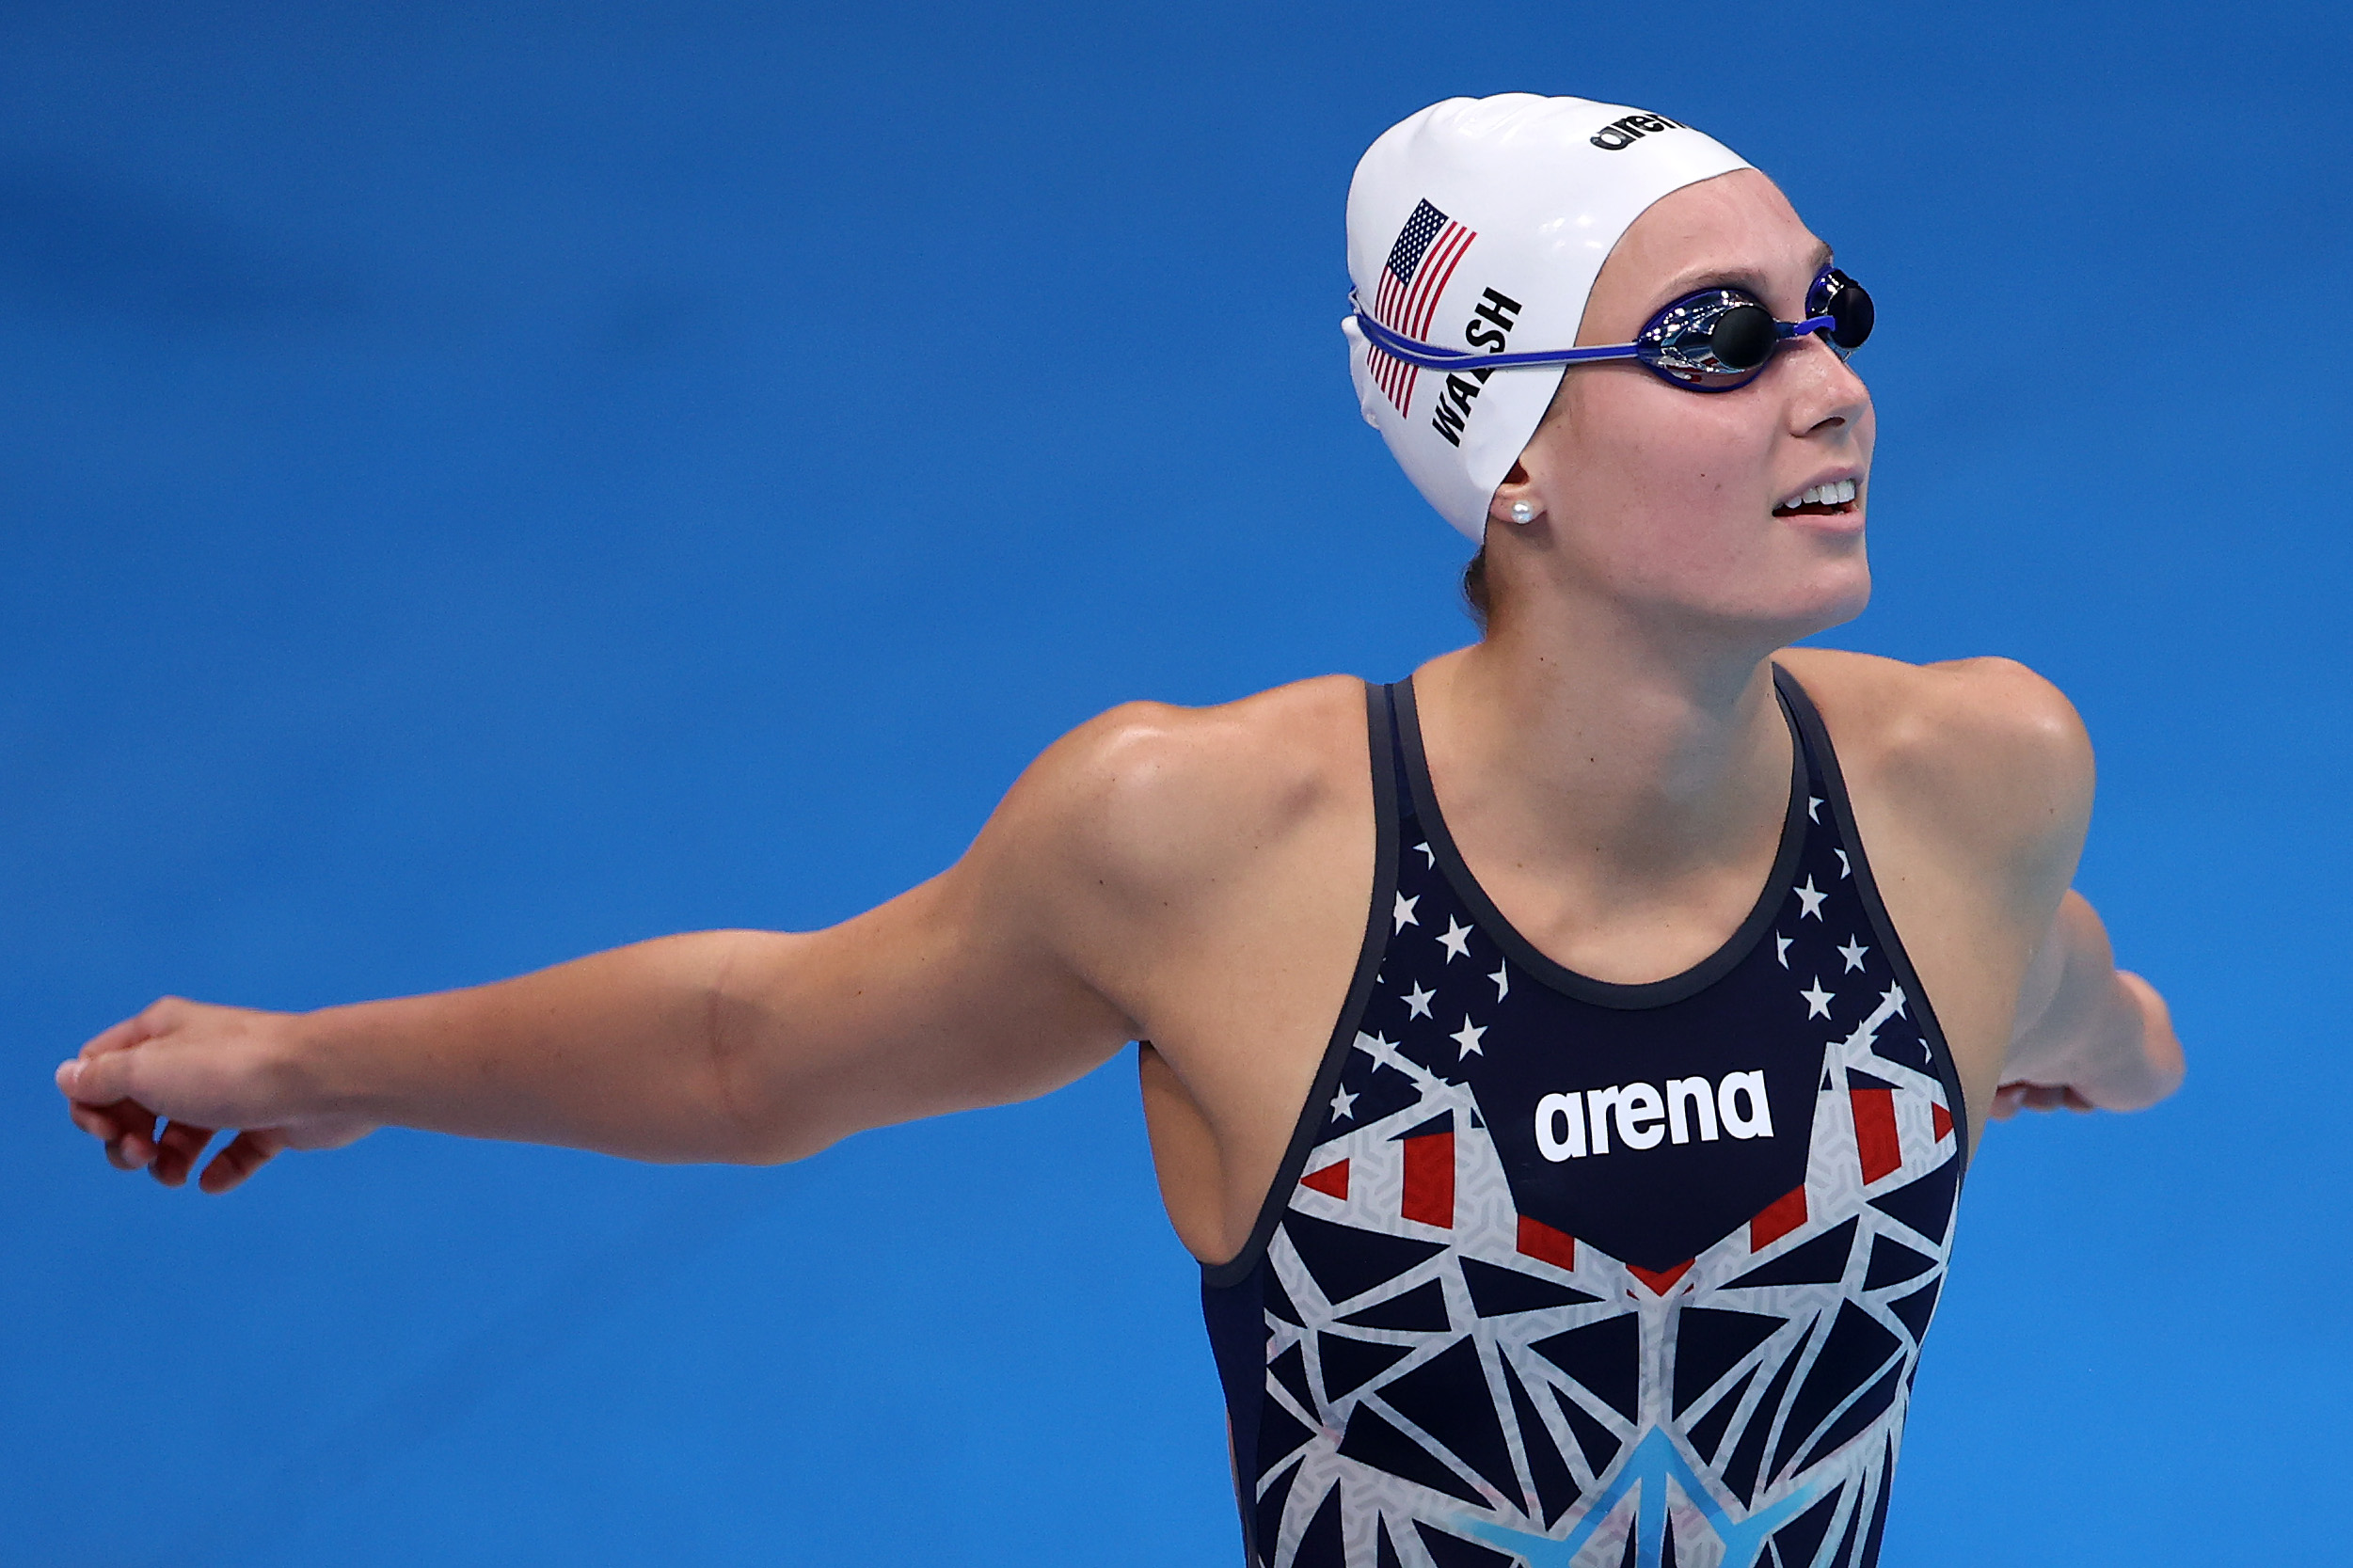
left=1774, top=557, right=1873, bottom=643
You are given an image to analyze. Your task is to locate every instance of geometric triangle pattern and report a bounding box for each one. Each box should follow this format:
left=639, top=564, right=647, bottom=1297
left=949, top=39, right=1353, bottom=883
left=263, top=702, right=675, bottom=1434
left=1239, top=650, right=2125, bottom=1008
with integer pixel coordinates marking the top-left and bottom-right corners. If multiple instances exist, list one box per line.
left=1724, top=1220, right=1857, bottom=1291
left=1499, top=1357, right=1583, bottom=1528
left=1208, top=672, right=1966, bottom=1567
left=1461, top=1258, right=1602, bottom=1319
left=1681, top=1365, right=1757, bottom=1465
left=1530, top=1315, right=1640, bottom=1423
left=1860, top=1235, right=1936, bottom=1292
left=1343, top=1277, right=1458, bottom=1334
left=1670, top=1308, right=1785, bottom=1416
left=1323, top=1333, right=1419, bottom=1402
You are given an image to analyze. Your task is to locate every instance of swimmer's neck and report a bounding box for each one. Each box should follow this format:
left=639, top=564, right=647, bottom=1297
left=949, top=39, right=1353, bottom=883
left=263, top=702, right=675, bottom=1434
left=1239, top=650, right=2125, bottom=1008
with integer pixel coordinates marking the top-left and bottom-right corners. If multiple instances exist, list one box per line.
left=1413, top=594, right=1797, bottom=879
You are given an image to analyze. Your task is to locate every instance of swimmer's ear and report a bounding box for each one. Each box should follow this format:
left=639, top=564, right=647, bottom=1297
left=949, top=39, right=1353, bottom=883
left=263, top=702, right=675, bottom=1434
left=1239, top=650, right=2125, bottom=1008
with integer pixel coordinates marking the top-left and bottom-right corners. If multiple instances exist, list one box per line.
left=1488, top=462, right=1543, bottom=531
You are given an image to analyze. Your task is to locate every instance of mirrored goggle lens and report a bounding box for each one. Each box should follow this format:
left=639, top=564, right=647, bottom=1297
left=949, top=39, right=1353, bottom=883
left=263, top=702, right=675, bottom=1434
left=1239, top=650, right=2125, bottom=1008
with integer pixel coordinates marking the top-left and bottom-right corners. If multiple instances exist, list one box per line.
left=1807, top=267, right=1874, bottom=356
left=1636, top=290, right=1780, bottom=388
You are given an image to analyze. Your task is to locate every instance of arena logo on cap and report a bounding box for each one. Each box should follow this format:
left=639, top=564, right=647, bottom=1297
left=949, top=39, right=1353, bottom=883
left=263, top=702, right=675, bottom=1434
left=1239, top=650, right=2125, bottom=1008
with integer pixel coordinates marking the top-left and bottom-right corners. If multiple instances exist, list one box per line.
left=1589, top=111, right=1690, bottom=151
left=1427, top=287, right=1524, bottom=448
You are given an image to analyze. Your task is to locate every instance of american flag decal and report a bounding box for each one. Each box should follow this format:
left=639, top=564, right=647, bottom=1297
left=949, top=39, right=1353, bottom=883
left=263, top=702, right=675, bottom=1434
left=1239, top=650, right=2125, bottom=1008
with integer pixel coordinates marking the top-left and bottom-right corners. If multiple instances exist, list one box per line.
left=1368, top=198, right=1475, bottom=416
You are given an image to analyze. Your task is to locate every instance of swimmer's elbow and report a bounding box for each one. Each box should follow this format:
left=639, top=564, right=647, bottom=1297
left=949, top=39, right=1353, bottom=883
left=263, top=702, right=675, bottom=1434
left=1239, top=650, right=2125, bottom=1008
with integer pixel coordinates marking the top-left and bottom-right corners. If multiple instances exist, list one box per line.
left=2111, top=970, right=2186, bottom=1111
left=695, top=930, right=846, bottom=1165
left=699, top=1044, right=855, bottom=1166
left=2016, top=960, right=2185, bottom=1116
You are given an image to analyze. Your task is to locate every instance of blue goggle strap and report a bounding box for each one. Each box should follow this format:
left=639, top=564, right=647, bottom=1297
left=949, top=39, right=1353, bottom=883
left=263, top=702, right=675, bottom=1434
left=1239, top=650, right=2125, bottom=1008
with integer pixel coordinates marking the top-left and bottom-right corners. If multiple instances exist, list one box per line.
left=1349, top=297, right=1837, bottom=373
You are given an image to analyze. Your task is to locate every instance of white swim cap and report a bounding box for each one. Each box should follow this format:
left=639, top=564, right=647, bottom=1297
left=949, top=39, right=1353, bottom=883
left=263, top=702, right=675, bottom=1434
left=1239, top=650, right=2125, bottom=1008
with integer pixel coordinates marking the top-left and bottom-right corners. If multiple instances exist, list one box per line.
left=1343, top=95, right=1754, bottom=542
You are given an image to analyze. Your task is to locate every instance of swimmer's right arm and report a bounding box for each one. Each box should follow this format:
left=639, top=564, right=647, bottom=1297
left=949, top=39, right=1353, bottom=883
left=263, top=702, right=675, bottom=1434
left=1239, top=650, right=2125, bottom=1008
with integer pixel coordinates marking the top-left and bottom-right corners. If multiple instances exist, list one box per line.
left=55, top=705, right=1214, bottom=1194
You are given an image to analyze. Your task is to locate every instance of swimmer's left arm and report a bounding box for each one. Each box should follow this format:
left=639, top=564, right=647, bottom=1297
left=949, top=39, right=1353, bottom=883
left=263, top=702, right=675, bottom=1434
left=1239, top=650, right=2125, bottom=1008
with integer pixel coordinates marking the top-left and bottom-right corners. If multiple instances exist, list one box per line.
left=1932, top=658, right=2184, bottom=1118
left=1995, top=889, right=2185, bottom=1117
left=1779, top=649, right=2185, bottom=1123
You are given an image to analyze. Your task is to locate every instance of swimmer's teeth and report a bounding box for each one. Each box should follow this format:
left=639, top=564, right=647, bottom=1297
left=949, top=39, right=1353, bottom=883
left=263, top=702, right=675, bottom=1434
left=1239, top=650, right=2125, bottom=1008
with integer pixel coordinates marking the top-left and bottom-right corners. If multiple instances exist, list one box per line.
left=1776, top=479, right=1859, bottom=512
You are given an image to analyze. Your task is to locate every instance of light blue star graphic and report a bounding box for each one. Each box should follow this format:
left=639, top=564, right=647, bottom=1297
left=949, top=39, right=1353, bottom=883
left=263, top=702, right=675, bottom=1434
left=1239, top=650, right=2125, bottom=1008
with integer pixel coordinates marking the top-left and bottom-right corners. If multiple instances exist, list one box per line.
left=1459, top=1428, right=1817, bottom=1568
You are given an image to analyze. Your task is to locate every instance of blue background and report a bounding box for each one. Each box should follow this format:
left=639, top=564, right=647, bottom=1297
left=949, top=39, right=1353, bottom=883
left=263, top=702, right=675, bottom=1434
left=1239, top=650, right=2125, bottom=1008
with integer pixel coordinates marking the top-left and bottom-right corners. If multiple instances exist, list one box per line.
left=6, top=2, right=2346, bottom=1562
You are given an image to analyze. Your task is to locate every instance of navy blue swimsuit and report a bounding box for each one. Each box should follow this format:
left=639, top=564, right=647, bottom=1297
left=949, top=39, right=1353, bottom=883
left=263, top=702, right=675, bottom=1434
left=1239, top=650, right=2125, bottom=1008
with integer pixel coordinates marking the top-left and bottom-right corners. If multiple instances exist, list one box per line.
left=1200, top=669, right=1968, bottom=1568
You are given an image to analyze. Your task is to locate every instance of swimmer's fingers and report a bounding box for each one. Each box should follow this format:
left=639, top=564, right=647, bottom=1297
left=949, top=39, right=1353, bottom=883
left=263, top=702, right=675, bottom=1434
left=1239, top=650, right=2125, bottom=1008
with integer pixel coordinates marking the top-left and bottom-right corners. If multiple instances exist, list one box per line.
left=148, top=1120, right=219, bottom=1187
left=73, top=1004, right=170, bottom=1064
left=198, top=1130, right=285, bottom=1195
left=59, top=1006, right=172, bottom=1168
left=1990, top=1081, right=2092, bottom=1118
left=65, top=1094, right=161, bottom=1168
left=58, top=999, right=177, bottom=1108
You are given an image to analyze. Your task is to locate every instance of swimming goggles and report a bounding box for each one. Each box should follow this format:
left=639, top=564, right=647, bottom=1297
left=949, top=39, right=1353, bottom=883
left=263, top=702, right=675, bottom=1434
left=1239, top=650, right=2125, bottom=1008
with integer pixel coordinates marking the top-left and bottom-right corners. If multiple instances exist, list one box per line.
left=1352, top=265, right=1874, bottom=393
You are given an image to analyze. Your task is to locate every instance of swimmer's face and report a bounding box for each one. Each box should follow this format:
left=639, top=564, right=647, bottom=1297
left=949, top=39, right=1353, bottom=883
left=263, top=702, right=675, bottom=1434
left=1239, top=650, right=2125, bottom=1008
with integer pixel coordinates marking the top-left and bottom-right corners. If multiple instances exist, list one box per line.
left=1494, top=168, right=1873, bottom=642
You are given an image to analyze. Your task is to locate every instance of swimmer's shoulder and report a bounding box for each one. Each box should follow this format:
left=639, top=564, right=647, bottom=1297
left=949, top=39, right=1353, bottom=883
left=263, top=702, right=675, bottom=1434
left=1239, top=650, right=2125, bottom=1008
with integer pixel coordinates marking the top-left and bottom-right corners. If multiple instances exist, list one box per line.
left=979, top=674, right=1373, bottom=916
left=1772, top=647, right=2093, bottom=875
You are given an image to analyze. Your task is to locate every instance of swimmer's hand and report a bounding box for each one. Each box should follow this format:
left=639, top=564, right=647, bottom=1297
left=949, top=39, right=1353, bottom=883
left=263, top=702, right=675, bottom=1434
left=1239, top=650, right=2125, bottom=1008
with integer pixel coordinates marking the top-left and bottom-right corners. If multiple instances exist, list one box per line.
left=1997, top=894, right=2185, bottom=1120
left=56, top=999, right=376, bottom=1193
left=1987, top=1083, right=2093, bottom=1118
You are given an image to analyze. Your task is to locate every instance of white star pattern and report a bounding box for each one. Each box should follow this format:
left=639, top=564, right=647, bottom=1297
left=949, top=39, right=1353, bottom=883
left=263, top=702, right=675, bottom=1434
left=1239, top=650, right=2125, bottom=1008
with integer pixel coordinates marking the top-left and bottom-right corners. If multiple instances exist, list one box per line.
left=1801, top=977, right=1836, bottom=1019
left=1328, top=1085, right=1358, bottom=1120
left=1451, top=1018, right=1487, bottom=1058
left=1808, top=795, right=1822, bottom=823
left=1416, top=840, right=1437, bottom=867
left=1882, top=983, right=1908, bottom=1016
left=1393, top=892, right=1420, bottom=932
left=1403, top=981, right=1436, bottom=1019
left=1774, top=934, right=1792, bottom=969
left=1794, top=876, right=1827, bottom=920
left=1488, top=963, right=1509, bottom=1001
left=1836, top=847, right=1852, bottom=879
left=1837, top=936, right=1869, bottom=973
left=1437, top=917, right=1472, bottom=961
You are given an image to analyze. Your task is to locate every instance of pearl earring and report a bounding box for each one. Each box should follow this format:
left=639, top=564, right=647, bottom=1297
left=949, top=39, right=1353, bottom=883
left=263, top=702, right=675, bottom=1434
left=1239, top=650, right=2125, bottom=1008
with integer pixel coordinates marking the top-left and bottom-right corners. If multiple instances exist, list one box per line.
left=1508, top=501, right=1535, bottom=525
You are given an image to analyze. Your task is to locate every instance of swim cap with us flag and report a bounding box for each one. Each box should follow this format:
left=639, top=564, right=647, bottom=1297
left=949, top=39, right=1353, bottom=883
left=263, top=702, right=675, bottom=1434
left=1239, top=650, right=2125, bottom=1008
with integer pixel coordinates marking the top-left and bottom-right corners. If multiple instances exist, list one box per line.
left=1343, top=95, right=1753, bottom=542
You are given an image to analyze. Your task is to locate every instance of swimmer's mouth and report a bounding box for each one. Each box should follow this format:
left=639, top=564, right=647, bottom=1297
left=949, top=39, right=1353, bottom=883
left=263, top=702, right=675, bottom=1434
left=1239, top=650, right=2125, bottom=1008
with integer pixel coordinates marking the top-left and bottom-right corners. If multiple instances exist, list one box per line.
left=1773, top=478, right=1859, bottom=518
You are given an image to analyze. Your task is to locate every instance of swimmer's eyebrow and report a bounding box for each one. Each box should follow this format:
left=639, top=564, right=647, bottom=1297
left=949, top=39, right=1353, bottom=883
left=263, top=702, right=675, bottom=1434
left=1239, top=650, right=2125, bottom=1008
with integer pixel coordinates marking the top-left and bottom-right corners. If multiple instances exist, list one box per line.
left=1653, top=241, right=1835, bottom=307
